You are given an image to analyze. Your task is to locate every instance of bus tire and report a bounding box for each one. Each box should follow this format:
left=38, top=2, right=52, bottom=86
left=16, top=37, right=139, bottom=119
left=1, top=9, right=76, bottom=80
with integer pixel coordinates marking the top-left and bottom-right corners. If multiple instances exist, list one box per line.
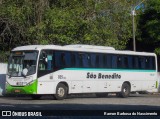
left=96, top=93, right=108, bottom=98
left=54, top=83, right=67, bottom=100
left=120, top=83, right=130, bottom=98
left=31, top=95, right=42, bottom=100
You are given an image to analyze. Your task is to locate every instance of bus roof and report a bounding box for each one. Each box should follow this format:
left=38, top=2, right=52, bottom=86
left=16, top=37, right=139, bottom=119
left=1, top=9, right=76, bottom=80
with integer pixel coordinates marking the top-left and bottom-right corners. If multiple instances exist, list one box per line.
left=64, top=44, right=115, bottom=50
left=12, top=44, right=156, bottom=56
left=12, top=45, right=61, bottom=51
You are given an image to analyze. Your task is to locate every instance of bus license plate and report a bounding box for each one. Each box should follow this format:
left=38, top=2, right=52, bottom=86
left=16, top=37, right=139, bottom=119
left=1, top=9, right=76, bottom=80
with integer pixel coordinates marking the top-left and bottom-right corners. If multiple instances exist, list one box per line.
left=16, top=82, right=27, bottom=86
left=15, top=90, right=20, bottom=93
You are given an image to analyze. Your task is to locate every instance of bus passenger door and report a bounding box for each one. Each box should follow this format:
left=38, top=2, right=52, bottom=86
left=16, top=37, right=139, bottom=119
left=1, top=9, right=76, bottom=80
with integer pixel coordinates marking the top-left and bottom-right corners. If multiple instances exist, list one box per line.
left=37, top=50, right=55, bottom=94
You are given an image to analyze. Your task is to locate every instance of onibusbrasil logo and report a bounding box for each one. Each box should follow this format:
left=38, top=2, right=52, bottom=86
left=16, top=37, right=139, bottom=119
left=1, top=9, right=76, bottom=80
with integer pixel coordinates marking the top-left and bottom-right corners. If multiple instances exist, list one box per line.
left=2, top=111, right=42, bottom=116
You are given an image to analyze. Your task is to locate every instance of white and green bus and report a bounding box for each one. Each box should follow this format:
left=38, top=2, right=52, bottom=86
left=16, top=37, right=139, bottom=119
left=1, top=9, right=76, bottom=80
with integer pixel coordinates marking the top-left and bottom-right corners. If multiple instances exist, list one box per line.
left=6, top=44, right=158, bottom=100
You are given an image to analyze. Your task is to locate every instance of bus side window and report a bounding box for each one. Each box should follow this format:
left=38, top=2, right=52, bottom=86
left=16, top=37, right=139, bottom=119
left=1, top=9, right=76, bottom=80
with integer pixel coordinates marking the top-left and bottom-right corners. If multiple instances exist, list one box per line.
left=123, top=56, right=129, bottom=69
left=47, top=55, right=52, bottom=70
left=75, top=53, right=79, bottom=67
left=83, top=54, right=90, bottom=68
left=71, top=53, right=76, bottom=67
left=39, top=51, right=47, bottom=70
left=55, top=52, right=61, bottom=69
left=78, top=53, right=83, bottom=67
left=145, top=57, right=150, bottom=69
left=106, top=54, right=112, bottom=68
left=87, top=54, right=91, bottom=67
left=64, top=52, right=71, bottom=67
left=39, top=61, right=46, bottom=70
left=139, top=57, right=145, bottom=69
left=103, top=55, right=107, bottom=68
left=128, top=56, right=132, bottom=69
left=45, top=51, right=53, bottom=70
left=38, top=50, right=54, bottom=78
left=133, top=57, right=138, bottom=69
left=117, top=56, right=123, bottom=69
left=61, top=53, right=66, bottom=67
left=90, top=54, right=96, bottom=68
left=112, top=55, right=117, bottom=69
left=58, top=52, right=71, bottom=68
left=95, top=54, right=99, bottom=68
left=99, top=54, right=104, bottom=68
left=151, top=57, right=156, bottom=70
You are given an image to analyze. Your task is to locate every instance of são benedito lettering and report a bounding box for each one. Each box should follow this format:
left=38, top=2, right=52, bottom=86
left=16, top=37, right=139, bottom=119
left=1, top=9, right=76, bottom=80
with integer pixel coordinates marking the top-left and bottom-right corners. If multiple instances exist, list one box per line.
left=87, top=72, right=121, bottom=79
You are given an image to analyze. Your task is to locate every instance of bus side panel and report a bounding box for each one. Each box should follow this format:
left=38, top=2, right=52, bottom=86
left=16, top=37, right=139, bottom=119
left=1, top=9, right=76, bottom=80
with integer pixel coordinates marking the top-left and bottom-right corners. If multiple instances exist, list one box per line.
left=127, top=72, right=157, bottom=92
left=37, top=73, right=56, bottom=94
left=60, top=69, right=123, bottom=93
left=36, top=69, right=157, bottom=94
left=51, top=70, right=83, bottom=94
left=70, top=81, right=83, bottom=93
left=141, top=72, right=157, bottom=91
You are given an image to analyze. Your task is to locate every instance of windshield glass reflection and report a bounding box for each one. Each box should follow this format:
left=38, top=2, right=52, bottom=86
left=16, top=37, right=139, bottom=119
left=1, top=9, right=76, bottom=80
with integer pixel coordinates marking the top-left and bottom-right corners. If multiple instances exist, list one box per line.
left=8, top=51, right=38, bottom=77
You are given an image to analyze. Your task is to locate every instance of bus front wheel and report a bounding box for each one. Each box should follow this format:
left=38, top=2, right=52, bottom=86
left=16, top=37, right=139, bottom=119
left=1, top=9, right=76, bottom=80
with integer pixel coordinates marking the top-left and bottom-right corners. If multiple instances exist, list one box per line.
left=54, top=83, right=67, bottom=100
left=120, top=83, right=130, bottom=98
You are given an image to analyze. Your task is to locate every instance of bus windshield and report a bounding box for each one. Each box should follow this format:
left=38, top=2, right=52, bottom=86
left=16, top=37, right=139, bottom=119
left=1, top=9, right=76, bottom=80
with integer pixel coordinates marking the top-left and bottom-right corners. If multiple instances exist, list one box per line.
left=8, top=51, right=38, bottom=77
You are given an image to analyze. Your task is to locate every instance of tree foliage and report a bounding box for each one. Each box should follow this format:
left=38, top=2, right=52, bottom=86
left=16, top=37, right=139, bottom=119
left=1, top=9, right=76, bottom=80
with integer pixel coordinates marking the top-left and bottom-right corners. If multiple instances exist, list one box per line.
left=137, top=0, right=160, bottom=54
left=0, top=0, right=133, bottom=54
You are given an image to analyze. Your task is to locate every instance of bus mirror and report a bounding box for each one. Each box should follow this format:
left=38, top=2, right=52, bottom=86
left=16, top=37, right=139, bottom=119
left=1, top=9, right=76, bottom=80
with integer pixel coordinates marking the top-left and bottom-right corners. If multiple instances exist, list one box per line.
left=22, top=68, right=28, bottom=76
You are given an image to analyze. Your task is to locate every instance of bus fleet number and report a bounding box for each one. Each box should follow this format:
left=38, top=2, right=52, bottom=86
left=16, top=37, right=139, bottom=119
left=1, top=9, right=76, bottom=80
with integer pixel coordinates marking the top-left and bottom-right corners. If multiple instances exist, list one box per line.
left=58, top=75, right=66, bottom=79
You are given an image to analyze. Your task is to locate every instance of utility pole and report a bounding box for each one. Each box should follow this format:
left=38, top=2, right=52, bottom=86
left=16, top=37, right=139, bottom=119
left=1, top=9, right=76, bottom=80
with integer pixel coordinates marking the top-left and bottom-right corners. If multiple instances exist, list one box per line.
left=132, top=0, right=145, bottom=51
left=132, top=10, right=136, bottom=51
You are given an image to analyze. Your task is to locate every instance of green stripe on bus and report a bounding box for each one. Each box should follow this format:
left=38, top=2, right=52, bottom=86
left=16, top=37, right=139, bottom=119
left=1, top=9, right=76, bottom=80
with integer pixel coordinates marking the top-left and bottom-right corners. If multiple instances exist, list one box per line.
left=63, top=68, right=156, bottom=72
left=6, top=80, right=38, bottom=94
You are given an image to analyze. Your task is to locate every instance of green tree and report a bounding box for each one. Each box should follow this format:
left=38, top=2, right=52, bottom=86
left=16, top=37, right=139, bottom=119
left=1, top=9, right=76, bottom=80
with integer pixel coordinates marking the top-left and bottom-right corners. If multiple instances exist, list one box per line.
left=0, top=0, right=133, bottom=54
left=137, top=0, right=160, bottom=54
left=44, top=0, right=133, bottom=49
left=0, top=0, right=49, bottom=50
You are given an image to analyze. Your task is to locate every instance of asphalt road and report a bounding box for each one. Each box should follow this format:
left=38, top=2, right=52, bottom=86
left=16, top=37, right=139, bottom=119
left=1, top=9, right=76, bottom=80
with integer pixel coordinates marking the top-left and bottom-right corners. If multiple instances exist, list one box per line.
left=0, top=93, right=160, bottom=110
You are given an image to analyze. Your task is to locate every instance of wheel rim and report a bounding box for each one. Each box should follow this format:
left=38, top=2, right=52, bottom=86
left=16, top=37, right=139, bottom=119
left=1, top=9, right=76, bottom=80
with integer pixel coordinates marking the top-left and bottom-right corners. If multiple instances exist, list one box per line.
left=123, top=86, right=129, bottom=95
left=57, top=87, right=65, bottom=97
left=123, top=87, right=127, bottom=93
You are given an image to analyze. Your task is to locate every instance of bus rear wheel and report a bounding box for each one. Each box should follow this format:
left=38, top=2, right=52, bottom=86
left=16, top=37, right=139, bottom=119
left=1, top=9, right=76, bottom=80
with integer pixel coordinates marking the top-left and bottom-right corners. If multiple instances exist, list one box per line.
left=54, top=83, right=67, bottom=100
left=120, top=83, right=130, bottom=98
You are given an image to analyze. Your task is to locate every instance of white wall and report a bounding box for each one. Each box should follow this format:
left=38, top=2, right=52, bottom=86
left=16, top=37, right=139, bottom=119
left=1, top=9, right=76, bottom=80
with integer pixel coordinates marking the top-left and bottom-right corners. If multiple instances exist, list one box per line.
left=0, top=63, right=7, bottom=95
